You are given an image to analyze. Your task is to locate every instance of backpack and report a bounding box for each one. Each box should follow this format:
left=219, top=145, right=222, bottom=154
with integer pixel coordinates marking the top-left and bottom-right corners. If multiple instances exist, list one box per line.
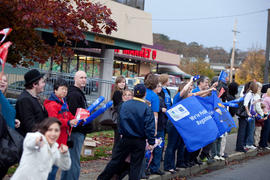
left=0, top=114, right=24, bottom=169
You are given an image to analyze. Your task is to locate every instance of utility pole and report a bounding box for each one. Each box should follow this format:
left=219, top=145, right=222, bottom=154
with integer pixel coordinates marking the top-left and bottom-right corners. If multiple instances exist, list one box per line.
left=264, top=9, right=270, bottom=84
left=229, top=19, right=239, bottom=83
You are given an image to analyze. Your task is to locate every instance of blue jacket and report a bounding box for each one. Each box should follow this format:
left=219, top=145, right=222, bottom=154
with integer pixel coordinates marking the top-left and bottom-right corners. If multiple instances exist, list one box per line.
left=0, top=91, right=15, bottom=128
left=118, top=97, right=155, bottom=145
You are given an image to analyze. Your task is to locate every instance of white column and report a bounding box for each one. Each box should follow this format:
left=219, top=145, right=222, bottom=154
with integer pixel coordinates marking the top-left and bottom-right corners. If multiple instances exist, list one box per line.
left=99, top=48, right=114, bottom=101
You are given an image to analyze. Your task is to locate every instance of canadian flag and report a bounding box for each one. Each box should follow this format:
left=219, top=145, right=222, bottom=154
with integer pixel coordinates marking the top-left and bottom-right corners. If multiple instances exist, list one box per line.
left=0, top=28, right=12, bottom=44
left=0, top=41, right=12, bottom=69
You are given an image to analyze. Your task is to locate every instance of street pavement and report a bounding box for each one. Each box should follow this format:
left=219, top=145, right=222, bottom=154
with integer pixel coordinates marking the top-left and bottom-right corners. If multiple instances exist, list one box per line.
left=189, top=153, right=270, bottom=180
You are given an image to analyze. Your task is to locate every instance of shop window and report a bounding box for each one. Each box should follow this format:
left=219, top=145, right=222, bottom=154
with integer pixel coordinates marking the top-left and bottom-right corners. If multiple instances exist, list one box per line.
left=113, top=60, right=121, bottom=76
left=150, top=63, right=157, bottom=73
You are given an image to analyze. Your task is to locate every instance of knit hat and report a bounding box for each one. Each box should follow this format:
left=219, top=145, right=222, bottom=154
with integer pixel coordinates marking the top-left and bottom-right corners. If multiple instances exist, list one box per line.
left=24, top=69, right=44, bottom=87
left=134, top=84, right=146, bottom=98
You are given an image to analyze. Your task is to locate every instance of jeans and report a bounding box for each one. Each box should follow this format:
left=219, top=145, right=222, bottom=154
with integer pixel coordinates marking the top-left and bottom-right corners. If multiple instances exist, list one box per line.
left=47, top=165, right=59, bottom=180
left=149, top=130, right=164, bottom=172
left=211, top=138, right=221, bottom=157
left=260, top=117, right=270, bottom=147
left=236, top=117, right=248, bottom=151
left=245, top=118, right=255, bottom=146
left=61, top=132, right=85, bottom=180
left=164, top=122, right=180, bottom=170
left=176, top=136, right=186, bottom=167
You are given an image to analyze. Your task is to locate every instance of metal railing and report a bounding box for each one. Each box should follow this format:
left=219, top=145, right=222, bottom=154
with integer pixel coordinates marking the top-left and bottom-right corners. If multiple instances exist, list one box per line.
left=5, top=64, right=134, bottom=104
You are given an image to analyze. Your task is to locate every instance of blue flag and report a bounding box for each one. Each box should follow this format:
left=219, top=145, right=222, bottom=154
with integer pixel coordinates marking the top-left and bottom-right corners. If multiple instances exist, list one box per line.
left=218, top=70, right=228, bottom=83
left=166, top=96, right=219, bottom=152
left=196, top=91, right=236, bottom=136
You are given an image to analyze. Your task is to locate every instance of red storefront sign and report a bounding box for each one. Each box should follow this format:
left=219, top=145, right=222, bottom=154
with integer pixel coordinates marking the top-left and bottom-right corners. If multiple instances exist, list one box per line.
left=114, top=48, right=157, bottom=60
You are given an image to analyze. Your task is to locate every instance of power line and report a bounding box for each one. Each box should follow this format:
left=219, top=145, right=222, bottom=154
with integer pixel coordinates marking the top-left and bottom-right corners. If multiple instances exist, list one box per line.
left=131, top=9, right=267, bottom=22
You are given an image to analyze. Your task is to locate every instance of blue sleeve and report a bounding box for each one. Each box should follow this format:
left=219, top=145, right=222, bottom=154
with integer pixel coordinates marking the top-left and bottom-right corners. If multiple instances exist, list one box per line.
left=173, top=92, right=182, bottom=105
left=192, top=87, right=200, bottom=93
left=0, top=91, right=15, bottom=128
left=151, top=95, right=160, bottom=112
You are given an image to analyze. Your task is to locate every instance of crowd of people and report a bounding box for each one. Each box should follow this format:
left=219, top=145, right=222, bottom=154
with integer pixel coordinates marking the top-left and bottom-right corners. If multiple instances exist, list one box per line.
left=1, top=69, right=270, bottom=180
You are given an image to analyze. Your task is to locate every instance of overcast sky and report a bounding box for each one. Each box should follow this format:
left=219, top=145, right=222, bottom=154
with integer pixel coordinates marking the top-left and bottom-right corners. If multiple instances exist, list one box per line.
left=144, top=0, right=270, bottom=52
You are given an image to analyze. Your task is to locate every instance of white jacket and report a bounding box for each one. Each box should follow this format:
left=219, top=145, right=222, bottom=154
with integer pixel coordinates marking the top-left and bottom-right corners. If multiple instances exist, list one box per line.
left=11, top=132, right=71, bottom=180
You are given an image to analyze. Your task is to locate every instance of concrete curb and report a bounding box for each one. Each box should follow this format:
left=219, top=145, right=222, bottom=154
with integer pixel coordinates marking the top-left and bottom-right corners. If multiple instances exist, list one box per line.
left=147, top=149, right=270, bottom=180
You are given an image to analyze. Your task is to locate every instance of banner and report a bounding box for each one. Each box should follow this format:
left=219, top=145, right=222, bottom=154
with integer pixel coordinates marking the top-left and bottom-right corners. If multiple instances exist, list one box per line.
left=166, top=96, right=219, bottom=152
left=196, top=91, right=236, bottom=136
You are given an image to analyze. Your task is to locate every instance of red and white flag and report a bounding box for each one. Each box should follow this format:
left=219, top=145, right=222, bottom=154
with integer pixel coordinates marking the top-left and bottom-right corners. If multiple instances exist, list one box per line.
left=218, top=87, right=225, bottom=98
left=0, top=41, right=12, bottom=69
left=0, top=28, right=12, bottom=44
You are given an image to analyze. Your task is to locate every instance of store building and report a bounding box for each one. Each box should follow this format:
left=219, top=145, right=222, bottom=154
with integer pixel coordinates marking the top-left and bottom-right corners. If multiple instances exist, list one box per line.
left=38, top=0, right=153, bottom=100
left=40, top=45, right=190, bottom=79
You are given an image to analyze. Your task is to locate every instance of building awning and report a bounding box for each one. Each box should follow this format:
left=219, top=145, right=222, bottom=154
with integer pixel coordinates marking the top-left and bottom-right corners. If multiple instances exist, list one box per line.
left=157, top=65, right=191, bottom=78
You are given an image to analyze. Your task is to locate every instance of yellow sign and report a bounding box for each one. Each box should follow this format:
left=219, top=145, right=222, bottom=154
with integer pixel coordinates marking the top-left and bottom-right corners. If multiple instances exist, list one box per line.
left=94, top=35, right=115, bottom=45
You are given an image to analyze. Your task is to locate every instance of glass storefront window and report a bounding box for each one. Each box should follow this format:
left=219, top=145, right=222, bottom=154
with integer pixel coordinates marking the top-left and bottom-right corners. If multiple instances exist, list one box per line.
left=113, top=61, right=121, bottom=76
left=113, top=60, right=139, bottom=77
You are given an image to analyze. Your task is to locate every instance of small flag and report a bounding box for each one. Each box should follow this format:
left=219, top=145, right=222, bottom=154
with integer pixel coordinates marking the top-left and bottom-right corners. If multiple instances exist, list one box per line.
left=0, top=41, right=12, bottom=76
left=218, top=87, right=225, bottom=98
left=0, top=28, right=12, bottom=44
left=218, top=71, right=228, bottom=83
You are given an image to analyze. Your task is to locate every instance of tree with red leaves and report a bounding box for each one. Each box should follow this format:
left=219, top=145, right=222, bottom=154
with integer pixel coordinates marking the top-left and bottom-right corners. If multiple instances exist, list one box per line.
left=0, top=0, right=117, bottom=66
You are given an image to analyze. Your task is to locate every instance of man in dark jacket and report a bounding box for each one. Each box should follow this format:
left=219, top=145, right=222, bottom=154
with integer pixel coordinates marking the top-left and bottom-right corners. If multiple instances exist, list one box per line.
left=16, top=69, right=48, bottom=137
left=98, top=84, right=155, bottom=180
left=61, top=70, right=92, bottom=180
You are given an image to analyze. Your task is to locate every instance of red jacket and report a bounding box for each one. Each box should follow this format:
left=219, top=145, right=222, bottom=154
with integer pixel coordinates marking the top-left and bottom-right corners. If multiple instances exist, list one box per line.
left=44, top=93, right=75, bottom=146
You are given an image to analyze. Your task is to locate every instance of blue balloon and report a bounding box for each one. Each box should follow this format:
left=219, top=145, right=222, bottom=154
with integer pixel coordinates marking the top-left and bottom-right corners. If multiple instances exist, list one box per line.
left=222, top=102, right=239, bottom=108
left=83, top=101, right=113, bottom=126
left=87, top=96, right=105, bottom=113
left=193, top=75, right=200, bottom=82
left=229, top=97, right=244, bottom=104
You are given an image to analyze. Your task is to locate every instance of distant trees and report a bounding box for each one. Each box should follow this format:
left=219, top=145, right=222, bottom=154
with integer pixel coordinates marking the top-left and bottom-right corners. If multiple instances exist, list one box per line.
left=235, top=49, right=265, bottom=84
left=153, top=33, right=247, bottom=65
left=180, top=57, right=215, bottom=79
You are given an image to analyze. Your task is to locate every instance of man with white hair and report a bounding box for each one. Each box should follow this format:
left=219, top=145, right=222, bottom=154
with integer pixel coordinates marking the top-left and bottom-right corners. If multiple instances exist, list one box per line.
left=61, top=71, right=93, bottom=180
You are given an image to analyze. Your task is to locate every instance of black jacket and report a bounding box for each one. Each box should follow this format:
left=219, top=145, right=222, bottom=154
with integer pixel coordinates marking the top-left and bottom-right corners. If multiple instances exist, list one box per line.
left=119, top=98, right=155, bottom=145
left=16, top=90, right=48, bottom=137
left=157, top=96, right=167, bottom=131
left=66, top=85, right=92, bottom=134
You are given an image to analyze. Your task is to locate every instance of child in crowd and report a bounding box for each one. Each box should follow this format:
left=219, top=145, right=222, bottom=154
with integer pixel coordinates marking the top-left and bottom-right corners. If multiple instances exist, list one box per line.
left=122, top=89, right=133, bottom=102
left=11, top=117, right=71, bottom=180
left=254, top=103, right=268, bottom=147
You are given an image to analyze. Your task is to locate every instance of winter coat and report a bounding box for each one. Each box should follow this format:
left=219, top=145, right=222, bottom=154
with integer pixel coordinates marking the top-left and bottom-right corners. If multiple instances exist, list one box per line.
left=16, top=90, right=48, bottom=137
left=0, top=91, right=15, bottom=128
left=66, top=85, right=92, bottom=134
left=118, top=97, right=155, bottom=145
left=44, top=93, right=74, bottom=146
left=11, top=132, right=71, bottom=180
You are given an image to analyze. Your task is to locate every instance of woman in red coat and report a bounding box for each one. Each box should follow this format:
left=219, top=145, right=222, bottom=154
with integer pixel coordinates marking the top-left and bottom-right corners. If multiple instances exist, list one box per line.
left=44, top=78, right=78, bottom=180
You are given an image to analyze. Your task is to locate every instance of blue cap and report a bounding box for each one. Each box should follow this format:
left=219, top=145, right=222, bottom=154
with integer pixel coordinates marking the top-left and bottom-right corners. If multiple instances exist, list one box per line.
left=134, top=84, right=146, bottom=98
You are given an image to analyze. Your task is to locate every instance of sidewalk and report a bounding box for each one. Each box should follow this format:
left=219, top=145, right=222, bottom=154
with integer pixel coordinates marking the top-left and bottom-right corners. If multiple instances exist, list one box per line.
left=79, top=133, right=270, bottom=180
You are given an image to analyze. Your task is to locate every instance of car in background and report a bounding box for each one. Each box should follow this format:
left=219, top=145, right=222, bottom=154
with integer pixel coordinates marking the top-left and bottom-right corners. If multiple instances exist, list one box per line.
left=134, top=77, right=144, bottom=85
left=167, top=86, right=178, bottom=103
left=8, top=80, right=53, bottom=97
